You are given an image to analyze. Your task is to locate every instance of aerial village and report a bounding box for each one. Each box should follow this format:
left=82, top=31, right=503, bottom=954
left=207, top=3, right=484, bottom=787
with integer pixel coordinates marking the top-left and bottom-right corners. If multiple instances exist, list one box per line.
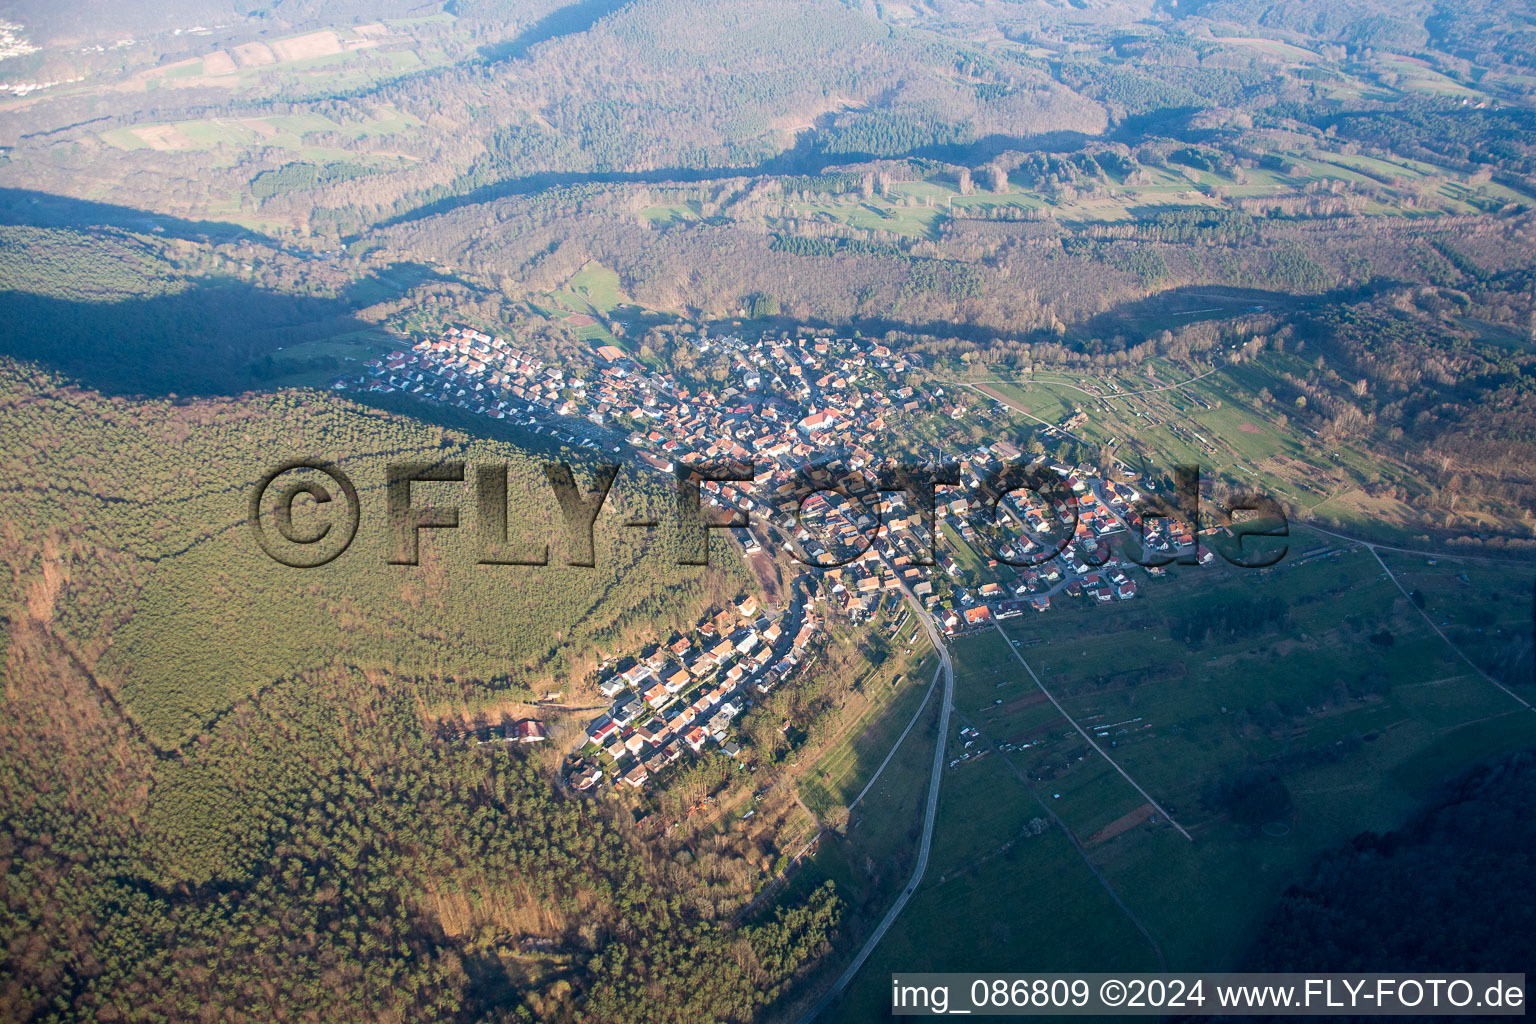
left=341, top=326, right=1202, bottom=794
left=564, top=586, right=824, bottom=794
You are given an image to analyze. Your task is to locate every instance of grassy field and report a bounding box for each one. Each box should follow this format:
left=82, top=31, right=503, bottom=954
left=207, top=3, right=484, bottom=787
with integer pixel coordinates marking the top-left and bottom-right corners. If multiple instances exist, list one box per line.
left=846, top=756, right=1161, bottom=974
left=562, top=261, right=627, bottom=315
left=102, top=108, right=422, bottom=156
left=261, top=333, right=397, bottom=388
left=768, top=142, right=1518, bottom=248
left=836, top=631, right=1162, bottom=1018
left=1211, top=37, right=1323, bottom=64
left=782, top=194, right=947, bottom=239
left=960, top=352, right=1477, bottom=546
left=534, top=261, right=635, bottom=346
left=639, top=201, right=702, bottom=225
left=814, top=530, right=1536, bottom=999
left=799, top=643, right=939, bottom=815
left=1375, top=55, right=1483, bottom=98
left=766, top=679, right=943, bottom=1018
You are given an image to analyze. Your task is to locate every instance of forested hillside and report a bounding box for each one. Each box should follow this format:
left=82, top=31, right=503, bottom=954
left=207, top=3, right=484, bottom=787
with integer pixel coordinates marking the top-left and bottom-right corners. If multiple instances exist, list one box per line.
left=0, top=361, right=740, bottom=742
left=0, top=638, right=839, bottom=1022
left=0, top=0, right=1104, bottom=233
left=0, top=359, right=846, bottom=1021
left=1247, top=752, right=1536, bottom=971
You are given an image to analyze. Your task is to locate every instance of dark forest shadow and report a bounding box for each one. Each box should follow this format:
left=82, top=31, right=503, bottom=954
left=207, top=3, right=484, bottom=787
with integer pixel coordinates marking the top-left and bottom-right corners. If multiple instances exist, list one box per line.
left=0, top=188, right=272, bottom=244
left=369, top=130, right=1100, bottom=233
left=1069, top=282, right=1385, bottom=339
left=472, top=0, right=634, bottom=62
left=0, top=279, right=387, bottom=397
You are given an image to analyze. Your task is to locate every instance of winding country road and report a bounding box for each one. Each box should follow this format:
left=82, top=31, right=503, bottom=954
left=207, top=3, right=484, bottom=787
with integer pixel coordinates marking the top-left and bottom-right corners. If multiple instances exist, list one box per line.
left=797, top=586, right=954, bottom=1023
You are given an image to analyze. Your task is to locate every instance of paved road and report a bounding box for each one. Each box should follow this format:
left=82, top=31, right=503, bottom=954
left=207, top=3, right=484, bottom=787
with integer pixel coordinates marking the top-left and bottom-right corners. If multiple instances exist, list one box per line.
left=797, top=586, right=955, bottom=1023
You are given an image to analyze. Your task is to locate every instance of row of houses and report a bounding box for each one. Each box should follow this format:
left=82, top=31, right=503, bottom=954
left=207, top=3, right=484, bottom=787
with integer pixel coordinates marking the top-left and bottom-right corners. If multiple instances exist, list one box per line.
left=567, top=588, right=825, bottom=792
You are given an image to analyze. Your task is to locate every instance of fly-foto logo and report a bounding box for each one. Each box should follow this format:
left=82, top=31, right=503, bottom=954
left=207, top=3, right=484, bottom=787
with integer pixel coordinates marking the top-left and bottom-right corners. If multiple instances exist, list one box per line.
left=249, top=459, right=1289, bottom=570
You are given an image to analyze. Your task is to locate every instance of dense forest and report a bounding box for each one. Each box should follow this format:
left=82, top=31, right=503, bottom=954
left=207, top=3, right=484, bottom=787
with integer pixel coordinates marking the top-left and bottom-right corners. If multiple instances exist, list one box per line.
left=0, top=360, right=747, bottom=741
left=1247, top=751, right=1536, bottom=971
left=0, top=359, right=846, bottom=1022
left=0, top=644, right=840, bottom=1022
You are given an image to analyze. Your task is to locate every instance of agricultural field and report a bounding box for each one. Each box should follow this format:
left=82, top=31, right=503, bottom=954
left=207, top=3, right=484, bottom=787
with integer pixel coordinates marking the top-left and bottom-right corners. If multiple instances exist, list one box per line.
left=771, top=685, right=942, bottom=1015
left=798, top=643, right=938, bottom=815
left=767, top=142, right=1529, bottom=245
left=964, top=349, right=1479, bottom=544
left=841, top=529, right=1536, bottom=983
left=101, top=107, right=424, bottom=157
left=838, top=629, right=1163, bottom=1018
left=183, top=28, right=437, bottom=91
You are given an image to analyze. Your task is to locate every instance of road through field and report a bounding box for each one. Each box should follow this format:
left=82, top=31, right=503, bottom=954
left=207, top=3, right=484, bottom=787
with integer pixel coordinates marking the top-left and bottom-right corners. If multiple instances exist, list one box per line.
left=798, top=587, right=954, bottom=1023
